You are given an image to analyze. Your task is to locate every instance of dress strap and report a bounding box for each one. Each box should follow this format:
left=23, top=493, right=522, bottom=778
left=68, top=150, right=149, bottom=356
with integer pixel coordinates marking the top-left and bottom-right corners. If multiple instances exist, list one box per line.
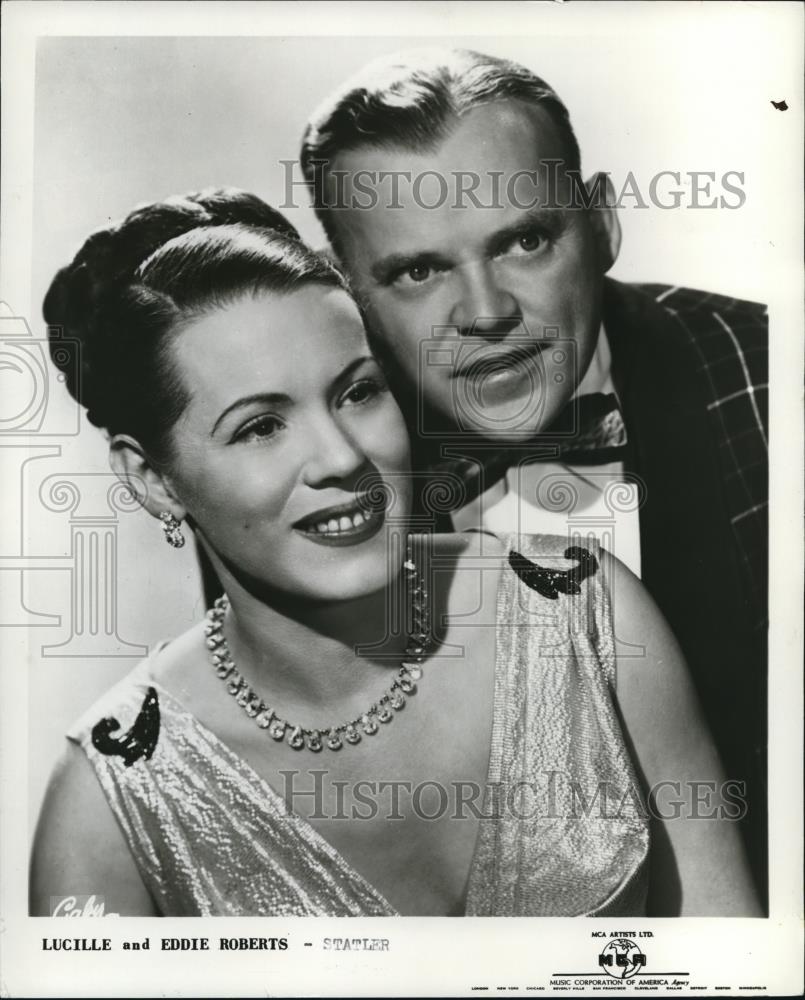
left=497, top=532, right=616, bottom=690
left=465, top=531, right=648, bottom=916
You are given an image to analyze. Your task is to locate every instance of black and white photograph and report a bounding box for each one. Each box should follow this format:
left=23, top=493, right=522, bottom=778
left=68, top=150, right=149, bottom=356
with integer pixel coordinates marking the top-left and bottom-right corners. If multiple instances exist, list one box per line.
left=1, top=0, right=802, bottom=995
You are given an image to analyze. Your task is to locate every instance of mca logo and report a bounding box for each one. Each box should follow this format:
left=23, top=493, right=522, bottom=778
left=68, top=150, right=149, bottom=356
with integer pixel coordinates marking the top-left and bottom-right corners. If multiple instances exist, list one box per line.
left=598, top=938, right=646, bottom=980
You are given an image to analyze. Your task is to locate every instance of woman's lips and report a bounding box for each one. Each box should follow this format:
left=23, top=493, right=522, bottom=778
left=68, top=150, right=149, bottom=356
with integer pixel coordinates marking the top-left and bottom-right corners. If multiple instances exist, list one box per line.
left=292, top=496, right=386, bottom=547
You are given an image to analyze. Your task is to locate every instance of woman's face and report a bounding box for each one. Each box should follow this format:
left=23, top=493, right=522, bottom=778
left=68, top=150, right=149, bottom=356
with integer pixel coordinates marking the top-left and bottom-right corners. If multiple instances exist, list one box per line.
left=161, top=285, right=412, bottom=603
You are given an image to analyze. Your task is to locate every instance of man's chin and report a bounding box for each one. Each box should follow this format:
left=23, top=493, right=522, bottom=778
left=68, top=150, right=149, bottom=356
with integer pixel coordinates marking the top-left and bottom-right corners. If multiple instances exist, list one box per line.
left=444, top=393, right=566, bottom=442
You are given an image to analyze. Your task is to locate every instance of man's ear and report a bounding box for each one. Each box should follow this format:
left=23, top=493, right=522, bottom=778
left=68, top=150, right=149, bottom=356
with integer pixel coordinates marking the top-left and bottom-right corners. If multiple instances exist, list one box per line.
left=108, top=435, right=186, bottom=523
left=585, top=172, right=621, bottom=273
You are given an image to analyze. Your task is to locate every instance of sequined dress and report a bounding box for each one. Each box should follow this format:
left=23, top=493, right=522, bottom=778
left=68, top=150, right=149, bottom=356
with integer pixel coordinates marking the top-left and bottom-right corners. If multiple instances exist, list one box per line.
left=66, top=534, right=650, bottom=916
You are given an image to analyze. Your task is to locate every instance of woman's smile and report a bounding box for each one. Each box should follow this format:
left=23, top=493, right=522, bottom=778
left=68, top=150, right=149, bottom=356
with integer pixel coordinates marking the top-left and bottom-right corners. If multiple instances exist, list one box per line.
left=164, top=285, right=412, bottom=601
left=292, top=493, right=386, bottom=546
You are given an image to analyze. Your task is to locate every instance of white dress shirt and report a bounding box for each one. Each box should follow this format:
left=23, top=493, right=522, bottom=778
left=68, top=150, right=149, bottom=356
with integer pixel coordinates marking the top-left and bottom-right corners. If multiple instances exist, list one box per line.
left=451, top=325, right=643, bottom=577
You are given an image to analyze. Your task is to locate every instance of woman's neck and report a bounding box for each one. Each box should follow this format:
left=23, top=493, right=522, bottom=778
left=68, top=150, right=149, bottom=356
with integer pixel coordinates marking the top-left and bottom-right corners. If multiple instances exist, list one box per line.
left=214, top=569, right=411, bottom=711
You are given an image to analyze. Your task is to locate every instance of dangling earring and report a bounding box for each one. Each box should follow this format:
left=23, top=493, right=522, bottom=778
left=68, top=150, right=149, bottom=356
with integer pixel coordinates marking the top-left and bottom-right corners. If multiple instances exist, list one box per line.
left=159, top=511, right=185, bottom=548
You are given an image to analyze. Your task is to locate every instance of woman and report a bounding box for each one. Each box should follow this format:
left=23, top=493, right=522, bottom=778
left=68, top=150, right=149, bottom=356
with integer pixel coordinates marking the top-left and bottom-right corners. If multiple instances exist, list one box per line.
left=30, top=189, right=758, bottom=917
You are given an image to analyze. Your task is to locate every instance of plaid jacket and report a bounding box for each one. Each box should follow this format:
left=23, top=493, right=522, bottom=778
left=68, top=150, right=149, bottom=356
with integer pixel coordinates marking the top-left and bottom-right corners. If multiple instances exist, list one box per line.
left=410, top=278, right=769, bottom=901
left=612, top=280, right=768, bottom=629
left=597, top=279, right=769, bottom=900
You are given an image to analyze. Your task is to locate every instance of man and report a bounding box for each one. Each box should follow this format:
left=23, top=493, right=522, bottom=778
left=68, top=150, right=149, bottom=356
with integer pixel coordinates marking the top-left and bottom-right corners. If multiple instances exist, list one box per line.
left=299, top=47, right=768, bottom=901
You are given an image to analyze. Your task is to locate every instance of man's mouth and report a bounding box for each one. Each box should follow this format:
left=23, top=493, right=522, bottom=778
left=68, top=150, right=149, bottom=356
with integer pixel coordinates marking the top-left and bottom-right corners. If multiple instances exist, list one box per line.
left=452, top=340, right=548, bottom=381
left=292, top=495, right=385, bottom=546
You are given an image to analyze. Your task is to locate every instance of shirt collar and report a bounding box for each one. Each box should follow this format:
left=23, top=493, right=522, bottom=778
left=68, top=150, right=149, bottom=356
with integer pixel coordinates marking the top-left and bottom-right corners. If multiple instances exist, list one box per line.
left=572, top=323, right=616, bottom=398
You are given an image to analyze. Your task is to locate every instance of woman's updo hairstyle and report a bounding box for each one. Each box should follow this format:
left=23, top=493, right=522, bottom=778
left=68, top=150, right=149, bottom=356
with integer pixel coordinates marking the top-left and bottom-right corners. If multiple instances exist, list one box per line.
left=44, top=188, right=348, bottom=458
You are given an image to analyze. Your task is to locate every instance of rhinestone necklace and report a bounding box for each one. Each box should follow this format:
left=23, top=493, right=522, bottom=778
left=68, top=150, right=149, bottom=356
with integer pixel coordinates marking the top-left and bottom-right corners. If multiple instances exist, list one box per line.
left=204, top=559, right=431, bottom=752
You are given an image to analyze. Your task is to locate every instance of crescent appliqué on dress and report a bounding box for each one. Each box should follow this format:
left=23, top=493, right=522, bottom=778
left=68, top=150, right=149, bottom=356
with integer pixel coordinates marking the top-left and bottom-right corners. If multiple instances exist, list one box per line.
left=91, top=686, right=161, bottom=767
left=508, top=545, right=599, bottom=600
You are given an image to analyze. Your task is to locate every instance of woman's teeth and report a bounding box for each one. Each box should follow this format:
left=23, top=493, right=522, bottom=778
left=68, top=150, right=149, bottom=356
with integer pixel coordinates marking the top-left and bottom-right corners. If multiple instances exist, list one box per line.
left=308, top=510, right=370, bottom=534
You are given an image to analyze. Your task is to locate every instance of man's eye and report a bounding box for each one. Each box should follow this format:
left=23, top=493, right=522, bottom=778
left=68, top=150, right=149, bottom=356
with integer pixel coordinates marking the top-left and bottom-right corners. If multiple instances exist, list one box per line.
left=519, top=232, right=543, bottom=252
left=392, top=262, right=434, bottom=287
left=503, top=230, right=547, bottom=256
left=235, top=415, right=284, bottom=443
left=408, top=263, right=431, bottom=282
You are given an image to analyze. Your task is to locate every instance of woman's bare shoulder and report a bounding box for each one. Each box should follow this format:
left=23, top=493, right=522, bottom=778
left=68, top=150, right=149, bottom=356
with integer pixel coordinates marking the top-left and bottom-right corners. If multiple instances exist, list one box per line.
left=147, top=617, right=240, bottom=734
left=147, top=619, right=208, bottom=698
left=424, top=531, right=507, bottom=626
left=29, top=742, right=157, bottom=915
left=29, top=624, right=210, bottom=918
left=426, top=529, right=506, bottom=562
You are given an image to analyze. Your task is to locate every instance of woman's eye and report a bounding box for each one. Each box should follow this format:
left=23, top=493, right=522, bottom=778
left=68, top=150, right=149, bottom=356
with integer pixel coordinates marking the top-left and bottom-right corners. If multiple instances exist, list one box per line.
left=341, top=378, right=384, bottom=407
left=235, top=415, right=284, bottom=443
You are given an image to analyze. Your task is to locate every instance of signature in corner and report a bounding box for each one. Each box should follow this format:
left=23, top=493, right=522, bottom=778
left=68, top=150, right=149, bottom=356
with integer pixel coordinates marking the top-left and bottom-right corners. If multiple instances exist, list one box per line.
left=51, top=894, right=120, bottom=918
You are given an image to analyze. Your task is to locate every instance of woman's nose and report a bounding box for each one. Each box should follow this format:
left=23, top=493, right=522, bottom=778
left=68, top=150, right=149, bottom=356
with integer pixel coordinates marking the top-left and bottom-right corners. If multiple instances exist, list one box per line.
left=300, top=418, right=366, bottom=488
left=449, top=261, right=520, bottom=341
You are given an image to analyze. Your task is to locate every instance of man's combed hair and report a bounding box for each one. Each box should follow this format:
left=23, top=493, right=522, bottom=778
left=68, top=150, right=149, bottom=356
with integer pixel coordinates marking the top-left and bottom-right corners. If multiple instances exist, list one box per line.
left=301, top=47, right=581, bottom=244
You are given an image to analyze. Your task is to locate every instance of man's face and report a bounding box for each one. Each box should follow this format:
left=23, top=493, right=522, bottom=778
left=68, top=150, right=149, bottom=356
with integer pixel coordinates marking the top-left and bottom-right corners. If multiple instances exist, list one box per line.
left=329, top=100, right=619, bottom=439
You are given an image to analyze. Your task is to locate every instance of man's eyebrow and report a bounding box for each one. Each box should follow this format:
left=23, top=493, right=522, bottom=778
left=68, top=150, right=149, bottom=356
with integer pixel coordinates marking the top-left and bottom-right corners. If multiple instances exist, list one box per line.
left=210, top=356, right=376, bottom=436
left=483, top=207, right=568, bottom=254
left=368, top=208, right=569, bottom=284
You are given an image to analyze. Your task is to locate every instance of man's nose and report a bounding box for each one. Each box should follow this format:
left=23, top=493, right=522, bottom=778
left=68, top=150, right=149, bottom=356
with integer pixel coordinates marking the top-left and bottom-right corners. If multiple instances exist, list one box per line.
left=449, top=261, right=521, bottom=341
left=301, top=417, right=366, bottom=488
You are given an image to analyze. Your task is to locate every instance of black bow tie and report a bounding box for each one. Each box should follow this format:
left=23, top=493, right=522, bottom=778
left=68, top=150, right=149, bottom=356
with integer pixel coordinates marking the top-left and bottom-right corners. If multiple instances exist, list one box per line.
left=535, top=392, right=627, bottom=465
left=416, top=393, right=628, bottom=512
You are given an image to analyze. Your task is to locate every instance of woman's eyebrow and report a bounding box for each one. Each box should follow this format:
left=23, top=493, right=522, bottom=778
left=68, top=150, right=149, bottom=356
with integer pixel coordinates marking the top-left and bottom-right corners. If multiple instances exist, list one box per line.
left=210, top=356, right=377, bottom=435
left=329, top=354, right=377, bottom=390
left=211, top=392, right=291, bottom=436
